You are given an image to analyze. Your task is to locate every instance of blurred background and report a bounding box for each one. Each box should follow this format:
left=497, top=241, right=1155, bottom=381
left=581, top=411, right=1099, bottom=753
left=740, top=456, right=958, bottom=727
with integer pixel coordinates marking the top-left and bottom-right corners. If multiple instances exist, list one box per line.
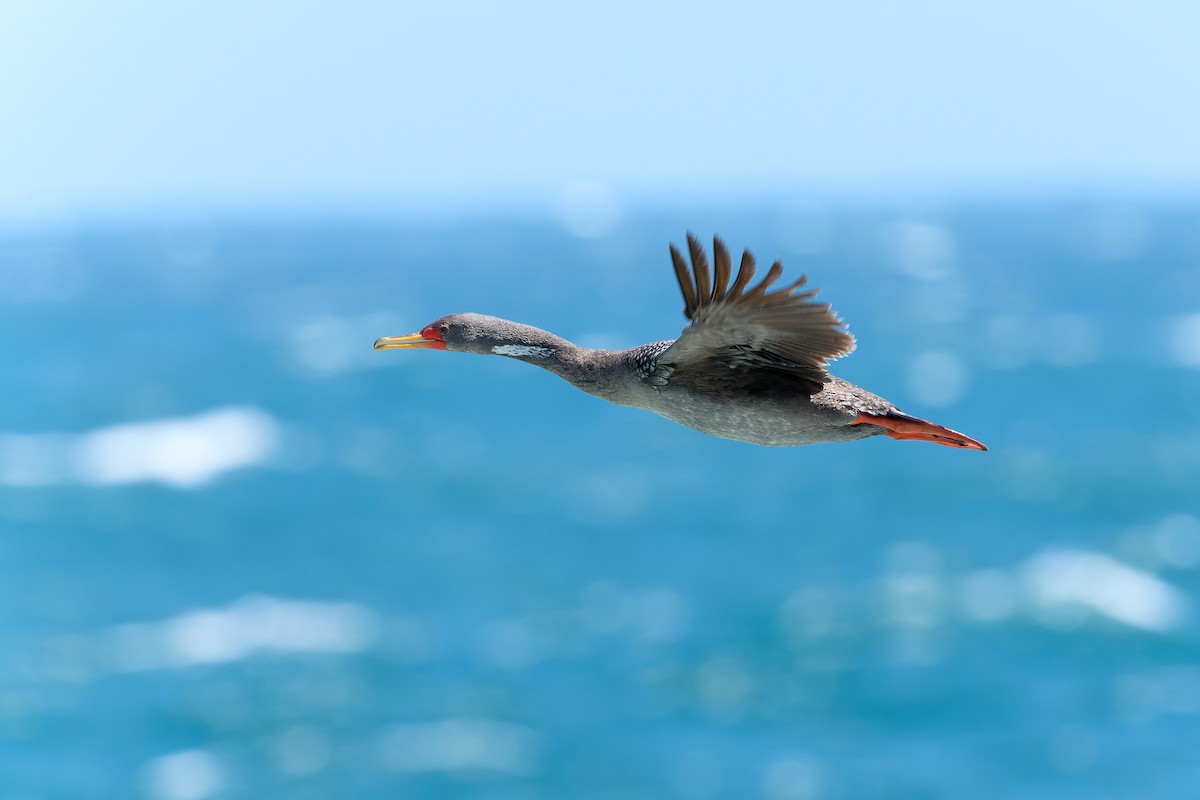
left=3, top=2, right=1200, bottom=798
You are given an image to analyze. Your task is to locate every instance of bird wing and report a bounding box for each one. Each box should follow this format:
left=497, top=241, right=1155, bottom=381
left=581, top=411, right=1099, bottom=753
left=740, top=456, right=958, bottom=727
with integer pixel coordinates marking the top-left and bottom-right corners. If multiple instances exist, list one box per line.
left=654, top=233, right=856, bottom=389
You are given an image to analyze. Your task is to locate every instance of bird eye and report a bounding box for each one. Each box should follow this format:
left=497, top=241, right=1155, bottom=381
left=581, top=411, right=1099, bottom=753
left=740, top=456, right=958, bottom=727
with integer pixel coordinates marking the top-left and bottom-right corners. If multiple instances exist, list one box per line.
left=438, top=324, right=450, bottom=336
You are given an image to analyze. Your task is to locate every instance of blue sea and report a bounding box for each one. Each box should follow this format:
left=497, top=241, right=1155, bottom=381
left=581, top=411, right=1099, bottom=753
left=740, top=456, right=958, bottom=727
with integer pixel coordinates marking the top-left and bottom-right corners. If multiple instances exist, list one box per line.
left=3, top=204, right=1200, bottom=799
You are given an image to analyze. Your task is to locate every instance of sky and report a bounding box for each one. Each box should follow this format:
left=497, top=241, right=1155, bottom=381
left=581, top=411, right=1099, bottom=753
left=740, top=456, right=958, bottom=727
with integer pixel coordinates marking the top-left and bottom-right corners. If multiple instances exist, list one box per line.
left=2, top=1, right=1200, bottom=225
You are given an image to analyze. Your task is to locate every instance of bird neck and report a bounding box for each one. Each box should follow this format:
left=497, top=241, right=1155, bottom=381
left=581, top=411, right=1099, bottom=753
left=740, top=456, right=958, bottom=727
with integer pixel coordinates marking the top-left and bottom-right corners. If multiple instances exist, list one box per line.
left=487, top=322, right=620, bottom=399
left=484, top=320, right=572, bottom=361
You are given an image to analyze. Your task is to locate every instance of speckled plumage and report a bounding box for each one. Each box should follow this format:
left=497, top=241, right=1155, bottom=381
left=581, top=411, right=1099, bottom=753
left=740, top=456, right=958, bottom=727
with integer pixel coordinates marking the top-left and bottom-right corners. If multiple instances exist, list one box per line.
left=375, top=235, right=986, bottom=451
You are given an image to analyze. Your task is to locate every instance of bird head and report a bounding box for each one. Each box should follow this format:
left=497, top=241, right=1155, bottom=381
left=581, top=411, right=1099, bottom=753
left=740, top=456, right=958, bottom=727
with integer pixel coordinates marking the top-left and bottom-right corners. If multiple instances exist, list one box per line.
left=374, top=313, right=536, bottom=356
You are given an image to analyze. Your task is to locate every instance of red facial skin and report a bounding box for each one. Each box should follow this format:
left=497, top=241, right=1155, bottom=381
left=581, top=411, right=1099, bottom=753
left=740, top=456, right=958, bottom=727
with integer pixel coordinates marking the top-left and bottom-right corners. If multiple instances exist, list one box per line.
left=419, top=325, right=449, bottom=350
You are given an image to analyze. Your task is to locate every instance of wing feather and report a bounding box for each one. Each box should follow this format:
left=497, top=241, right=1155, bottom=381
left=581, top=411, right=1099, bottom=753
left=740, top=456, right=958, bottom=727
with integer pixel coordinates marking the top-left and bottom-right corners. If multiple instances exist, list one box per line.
left=687, top=234, right=712, bottom=307
left=711, top=236, right=732, bottom=303
left=728, top=249, right=757, bottom=300
left=742, top=260, right=784, bottom=301
left=657, top=234, right=856, bottom=389
left=669, top=244, right=698, bottom=314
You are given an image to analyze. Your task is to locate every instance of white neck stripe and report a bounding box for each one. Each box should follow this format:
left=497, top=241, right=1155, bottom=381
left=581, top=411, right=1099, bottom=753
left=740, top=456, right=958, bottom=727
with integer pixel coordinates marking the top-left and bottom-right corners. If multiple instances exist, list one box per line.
left=491, top=344, right=553, bottom=358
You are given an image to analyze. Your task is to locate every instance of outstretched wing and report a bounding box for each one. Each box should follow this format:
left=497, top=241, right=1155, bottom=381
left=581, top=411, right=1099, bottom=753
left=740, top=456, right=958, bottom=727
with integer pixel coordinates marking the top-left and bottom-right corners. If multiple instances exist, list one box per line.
left=655, top=233, right=855, bottom=390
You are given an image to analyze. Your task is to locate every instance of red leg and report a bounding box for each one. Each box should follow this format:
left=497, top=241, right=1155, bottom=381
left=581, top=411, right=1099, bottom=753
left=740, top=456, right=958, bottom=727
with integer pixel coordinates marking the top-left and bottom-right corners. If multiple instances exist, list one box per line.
left=853, top=412, right=987, bottom=451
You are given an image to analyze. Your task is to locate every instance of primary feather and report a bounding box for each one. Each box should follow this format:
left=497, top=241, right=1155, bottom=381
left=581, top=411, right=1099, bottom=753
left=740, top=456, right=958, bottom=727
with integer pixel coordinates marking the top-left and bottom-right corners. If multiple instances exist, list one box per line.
left=658, top=233, right=856, bottom=391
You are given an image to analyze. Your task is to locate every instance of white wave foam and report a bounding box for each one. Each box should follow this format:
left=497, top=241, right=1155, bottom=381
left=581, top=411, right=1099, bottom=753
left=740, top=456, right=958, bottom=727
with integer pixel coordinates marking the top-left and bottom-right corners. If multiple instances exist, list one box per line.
left=108, top=594, right=380, bottom=670
left=0, top=406, right=279, bottom=489
left=140, top=749, right=224, bottom=800
left=1022, top=549, right=1187, bottom=632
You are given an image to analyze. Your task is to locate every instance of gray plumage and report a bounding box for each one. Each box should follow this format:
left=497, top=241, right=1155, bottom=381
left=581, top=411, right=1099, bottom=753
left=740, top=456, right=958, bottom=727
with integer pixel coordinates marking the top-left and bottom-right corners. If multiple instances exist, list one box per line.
left=374, top=234, right=987, bottom=451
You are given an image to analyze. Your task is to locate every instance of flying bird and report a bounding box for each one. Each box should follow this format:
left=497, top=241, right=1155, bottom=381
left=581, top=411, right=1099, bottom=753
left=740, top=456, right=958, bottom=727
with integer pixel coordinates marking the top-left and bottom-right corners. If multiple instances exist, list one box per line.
left=375, top=234, right=986, bottom=451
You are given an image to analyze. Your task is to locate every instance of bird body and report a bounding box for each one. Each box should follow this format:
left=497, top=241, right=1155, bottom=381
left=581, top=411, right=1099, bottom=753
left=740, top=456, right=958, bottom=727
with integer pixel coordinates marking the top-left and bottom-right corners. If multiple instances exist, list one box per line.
left=376, top=235, right=986, bottom=451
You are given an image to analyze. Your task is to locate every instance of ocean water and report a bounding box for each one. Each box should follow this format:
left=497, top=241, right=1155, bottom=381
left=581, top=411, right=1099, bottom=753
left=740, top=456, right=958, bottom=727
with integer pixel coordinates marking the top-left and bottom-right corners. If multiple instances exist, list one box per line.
left=3, top=205, right=1200, bottom=799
